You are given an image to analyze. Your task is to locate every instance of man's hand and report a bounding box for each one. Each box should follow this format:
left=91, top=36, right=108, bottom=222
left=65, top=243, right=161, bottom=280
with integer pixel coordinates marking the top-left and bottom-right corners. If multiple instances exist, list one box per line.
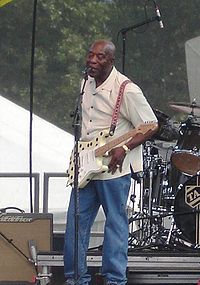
left=108, top=146, right=126, bottom=174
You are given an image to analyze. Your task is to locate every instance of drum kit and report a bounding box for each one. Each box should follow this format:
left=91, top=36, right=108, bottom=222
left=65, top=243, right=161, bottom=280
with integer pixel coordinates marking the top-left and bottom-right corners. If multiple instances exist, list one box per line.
left=129, top=101, right=200, bottom=250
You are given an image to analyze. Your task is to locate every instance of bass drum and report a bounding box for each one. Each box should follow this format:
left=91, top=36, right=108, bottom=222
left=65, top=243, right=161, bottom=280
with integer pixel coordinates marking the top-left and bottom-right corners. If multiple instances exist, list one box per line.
left=174, top=175, right=200, bottom=245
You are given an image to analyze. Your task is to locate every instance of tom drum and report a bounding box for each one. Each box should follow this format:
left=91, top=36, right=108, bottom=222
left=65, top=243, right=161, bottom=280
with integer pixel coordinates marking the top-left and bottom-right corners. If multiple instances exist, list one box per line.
left=171, top=121, right=200, bottom=176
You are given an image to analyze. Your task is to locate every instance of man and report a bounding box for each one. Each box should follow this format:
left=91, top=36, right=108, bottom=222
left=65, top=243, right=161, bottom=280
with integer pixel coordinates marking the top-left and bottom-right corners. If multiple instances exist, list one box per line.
left=64, top=39, right=158, bottom=285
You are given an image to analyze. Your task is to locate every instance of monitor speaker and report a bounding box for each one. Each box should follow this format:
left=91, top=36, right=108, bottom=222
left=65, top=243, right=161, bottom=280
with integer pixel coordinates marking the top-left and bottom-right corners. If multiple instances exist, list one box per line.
left=0, top=213, right=53, bottom=283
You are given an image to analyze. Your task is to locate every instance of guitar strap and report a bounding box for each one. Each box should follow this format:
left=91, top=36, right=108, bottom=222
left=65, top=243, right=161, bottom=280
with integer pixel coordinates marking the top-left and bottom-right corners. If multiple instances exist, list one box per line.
left=109, top=79, right=132, bottom=136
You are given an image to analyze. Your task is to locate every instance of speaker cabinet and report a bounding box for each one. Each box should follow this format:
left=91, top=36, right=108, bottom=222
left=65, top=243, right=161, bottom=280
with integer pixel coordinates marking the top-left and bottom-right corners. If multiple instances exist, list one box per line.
left=0, top=213, right=53, bottom=282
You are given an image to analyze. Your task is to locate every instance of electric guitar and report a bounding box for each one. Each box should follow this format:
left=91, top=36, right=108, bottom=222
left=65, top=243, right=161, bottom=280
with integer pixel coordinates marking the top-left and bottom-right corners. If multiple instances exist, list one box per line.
left=67, top=122, right=157, bottom=188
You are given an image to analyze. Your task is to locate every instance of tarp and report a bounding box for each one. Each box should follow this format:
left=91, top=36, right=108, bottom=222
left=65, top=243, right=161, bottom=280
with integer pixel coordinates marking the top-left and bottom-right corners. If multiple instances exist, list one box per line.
left=0, top=95, right=74, bottom=220
left=0, top=95, right=106, bottom=241
left=185, top=36, right=200, bottom=104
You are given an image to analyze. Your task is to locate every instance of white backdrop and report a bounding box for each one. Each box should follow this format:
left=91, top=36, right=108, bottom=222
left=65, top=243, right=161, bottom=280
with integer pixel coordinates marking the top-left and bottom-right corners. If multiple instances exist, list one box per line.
left=0, top=95, right=106, bottom=241
left=0, top=95, right=75, bottom=228
left=185, top=36, right=200, bottom=105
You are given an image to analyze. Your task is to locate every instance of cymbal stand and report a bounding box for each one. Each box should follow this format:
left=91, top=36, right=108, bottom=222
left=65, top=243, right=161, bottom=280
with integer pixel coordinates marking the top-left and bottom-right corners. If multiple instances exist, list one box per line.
left=166, top=216, right=176, bottom=245
left=129, top=211, right=174, bottom=250
left=139, top=172, right=145, bottom=215
left=129, top=141, right=175, bottom=248
left=145, top=141, right=156, bottom=240
left=128, top=172, right=147, bottom=247
left=129, top=142, right=159, bottom=247
left=138, top=141, right=172, bottom=247
left=157, top=160, right=172, bottom=211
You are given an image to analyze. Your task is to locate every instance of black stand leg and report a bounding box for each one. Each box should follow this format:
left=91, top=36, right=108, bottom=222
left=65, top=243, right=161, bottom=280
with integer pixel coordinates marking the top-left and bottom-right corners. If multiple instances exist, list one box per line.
left=71, top=73, right=89, bottom=282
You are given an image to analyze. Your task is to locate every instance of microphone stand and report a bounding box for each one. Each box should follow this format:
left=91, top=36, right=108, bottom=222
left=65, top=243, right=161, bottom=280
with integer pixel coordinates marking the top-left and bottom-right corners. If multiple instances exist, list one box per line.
left=119, top=16, right=160, bottom=74
left=71, top=72, right=88, bottom=282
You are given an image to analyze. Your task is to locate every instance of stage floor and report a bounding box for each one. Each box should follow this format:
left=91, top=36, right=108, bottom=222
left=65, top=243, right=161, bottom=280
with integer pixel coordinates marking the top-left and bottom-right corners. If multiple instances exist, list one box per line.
left=37, top=248, right=200, bottom=284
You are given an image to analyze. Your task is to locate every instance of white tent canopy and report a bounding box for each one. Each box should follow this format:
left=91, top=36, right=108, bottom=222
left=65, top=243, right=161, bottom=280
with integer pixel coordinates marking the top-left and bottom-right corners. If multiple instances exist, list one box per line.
left=0, top=95, right=74, bottom=216
left=0, top=95, right=106, bottom=239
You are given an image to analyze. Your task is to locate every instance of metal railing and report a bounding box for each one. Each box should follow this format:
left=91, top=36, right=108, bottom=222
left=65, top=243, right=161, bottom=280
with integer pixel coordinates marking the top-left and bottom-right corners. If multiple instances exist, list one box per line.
left=43, top=172, right=68, bottom=213
left=0, top=172, right=69, bottom=214
left=0, top=172, right=40, bottom=213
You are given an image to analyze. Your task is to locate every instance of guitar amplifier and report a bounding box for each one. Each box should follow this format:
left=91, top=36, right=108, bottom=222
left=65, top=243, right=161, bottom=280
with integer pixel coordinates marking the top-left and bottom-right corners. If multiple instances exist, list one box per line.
left=0, top=213, right=53, bottom=283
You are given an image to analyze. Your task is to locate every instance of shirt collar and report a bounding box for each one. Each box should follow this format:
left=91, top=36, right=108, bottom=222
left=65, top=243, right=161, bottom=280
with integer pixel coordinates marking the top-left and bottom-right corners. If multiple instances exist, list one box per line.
left=88, top=66, right=117, bottom=92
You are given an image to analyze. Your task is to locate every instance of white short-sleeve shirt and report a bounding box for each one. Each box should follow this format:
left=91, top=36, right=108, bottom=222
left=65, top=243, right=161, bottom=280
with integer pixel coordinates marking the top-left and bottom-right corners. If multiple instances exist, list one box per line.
left=81, top=66, right=157, bottom=180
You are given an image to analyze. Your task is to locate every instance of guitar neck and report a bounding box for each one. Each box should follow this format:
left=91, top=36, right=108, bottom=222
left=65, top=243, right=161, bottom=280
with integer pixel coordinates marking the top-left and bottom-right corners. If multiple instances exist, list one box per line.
left=94, top=123, right=156, bottom=157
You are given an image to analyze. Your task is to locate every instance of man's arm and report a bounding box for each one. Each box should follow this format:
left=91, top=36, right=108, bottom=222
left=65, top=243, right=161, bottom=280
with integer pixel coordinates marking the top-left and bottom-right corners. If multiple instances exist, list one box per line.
left=108, top=122, right=158, bottom=174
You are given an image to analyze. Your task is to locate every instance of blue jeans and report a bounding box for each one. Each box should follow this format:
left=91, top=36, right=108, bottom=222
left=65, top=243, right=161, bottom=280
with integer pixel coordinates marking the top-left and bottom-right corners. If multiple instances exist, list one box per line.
left=64, top=174, right=131, bottom=285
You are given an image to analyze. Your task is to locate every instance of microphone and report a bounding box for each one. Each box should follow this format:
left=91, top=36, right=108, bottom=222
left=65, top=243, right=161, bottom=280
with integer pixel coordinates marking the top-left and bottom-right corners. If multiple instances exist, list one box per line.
left=28, top=239, right=37, bottom=265
left=155, top=3, right=164, bottom=28
left=82, top=66, right=91, bottom=76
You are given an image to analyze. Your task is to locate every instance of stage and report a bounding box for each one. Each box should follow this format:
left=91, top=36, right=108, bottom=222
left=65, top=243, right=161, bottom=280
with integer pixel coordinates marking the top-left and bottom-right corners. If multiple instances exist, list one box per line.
left=37, top=247, right=200, bottom=284
left=35, top=230, right=200, bottom=285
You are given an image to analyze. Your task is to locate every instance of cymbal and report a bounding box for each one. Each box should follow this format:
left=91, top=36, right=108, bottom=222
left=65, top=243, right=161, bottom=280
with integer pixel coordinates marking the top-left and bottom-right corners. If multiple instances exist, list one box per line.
left=169, top=101, right=200, bottom=115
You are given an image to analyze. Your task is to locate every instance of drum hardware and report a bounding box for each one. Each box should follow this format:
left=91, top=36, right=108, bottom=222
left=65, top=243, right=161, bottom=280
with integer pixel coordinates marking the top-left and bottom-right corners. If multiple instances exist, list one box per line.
left=143, top=141, right=167, bottom=211
left=143, top=141, right=156, bottom=215
left=128, top=122, right=200, bottom=251
left=165, top=216, right=175, bottom=245
left=128, top=171, right=150, bottom=246
left=155, top=161, right=175, bottom=211
left=129, top=211, right=178, bottom=250
left=142, top=141, right=166, bottom=241
left=129, top=140, right=174, bottom=248
left=128, top=208, right=199, bottom=251
left=130, top=193, right=137, bottom=204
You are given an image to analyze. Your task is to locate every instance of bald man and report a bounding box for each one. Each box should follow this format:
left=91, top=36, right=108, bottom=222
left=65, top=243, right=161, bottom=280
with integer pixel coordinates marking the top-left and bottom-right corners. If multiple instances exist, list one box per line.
left=64, top=39, right=158, bottom=285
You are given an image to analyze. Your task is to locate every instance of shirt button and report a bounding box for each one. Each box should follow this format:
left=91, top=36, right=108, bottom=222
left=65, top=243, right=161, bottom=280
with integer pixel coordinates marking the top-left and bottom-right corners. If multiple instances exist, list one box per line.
left=87, top=132, right=89, bottom=135
left=91, top=106, right=94, bottom=109
left=90, top=120, right=92, bottom=122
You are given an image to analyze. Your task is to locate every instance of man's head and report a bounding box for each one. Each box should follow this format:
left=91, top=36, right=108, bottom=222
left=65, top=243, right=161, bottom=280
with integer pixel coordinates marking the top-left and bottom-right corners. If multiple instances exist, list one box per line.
left=86, top=39, right=115, bottom=86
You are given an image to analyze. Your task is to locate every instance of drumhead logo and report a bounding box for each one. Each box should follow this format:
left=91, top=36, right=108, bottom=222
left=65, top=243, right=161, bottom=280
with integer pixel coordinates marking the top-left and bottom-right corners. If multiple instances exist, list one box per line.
left=185, top=184, right=200, bottom=208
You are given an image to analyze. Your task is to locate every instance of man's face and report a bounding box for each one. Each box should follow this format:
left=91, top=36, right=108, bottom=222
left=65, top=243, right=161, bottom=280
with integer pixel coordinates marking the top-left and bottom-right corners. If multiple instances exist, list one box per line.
left=86, top=42, right=113, bottom=80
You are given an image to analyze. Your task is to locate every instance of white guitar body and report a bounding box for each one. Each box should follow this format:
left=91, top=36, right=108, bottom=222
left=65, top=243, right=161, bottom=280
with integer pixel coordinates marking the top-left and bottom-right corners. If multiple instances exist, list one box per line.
left=67, top=122, right=157, bottom=188
left=67, top=130, right=109, bottom=188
